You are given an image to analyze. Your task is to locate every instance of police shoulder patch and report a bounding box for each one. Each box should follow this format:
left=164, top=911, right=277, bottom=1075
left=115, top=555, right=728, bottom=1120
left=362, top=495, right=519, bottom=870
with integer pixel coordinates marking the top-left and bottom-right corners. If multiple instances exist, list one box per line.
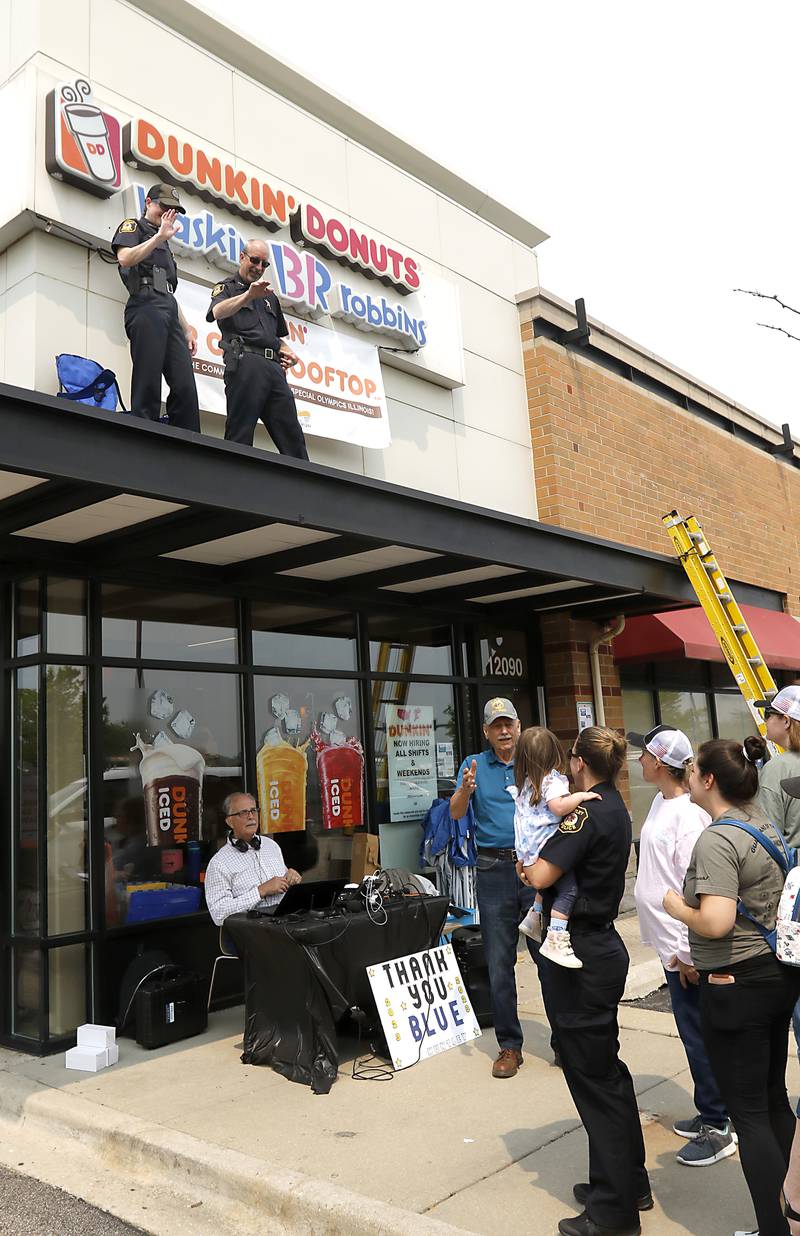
left=558, top=806, right=588, bottom=835
left=211, top=282, right=225, bottom=297
left=118, top=219, right=137, bottom=233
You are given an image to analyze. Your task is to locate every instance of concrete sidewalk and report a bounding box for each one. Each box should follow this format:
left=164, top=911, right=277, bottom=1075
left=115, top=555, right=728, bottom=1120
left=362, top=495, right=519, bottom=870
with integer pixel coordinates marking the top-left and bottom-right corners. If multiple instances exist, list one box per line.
left=0, top=923, right=787, bottom=1236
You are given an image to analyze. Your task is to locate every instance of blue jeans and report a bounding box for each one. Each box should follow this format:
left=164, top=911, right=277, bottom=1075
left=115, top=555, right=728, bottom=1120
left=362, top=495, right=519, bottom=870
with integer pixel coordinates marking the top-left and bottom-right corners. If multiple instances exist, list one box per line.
left=476, top=854, right=539, bottom=1050
left=664, top=968, right=727, bottom=1127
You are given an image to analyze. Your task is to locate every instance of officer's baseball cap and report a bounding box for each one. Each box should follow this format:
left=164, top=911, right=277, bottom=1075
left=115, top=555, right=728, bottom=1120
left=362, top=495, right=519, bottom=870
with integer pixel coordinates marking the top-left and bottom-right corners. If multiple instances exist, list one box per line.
left=146, top=183, right=186, bottom=215
left=627, top=724, right=694, bottom=769
left=753, top=685, right=800, bottom=722
left=483, top=697, right=518, bottom=725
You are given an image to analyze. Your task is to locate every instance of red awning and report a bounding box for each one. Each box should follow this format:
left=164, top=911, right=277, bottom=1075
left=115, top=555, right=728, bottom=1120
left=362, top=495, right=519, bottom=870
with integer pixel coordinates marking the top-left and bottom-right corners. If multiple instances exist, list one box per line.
left=614, top=605, right=800, bottom=671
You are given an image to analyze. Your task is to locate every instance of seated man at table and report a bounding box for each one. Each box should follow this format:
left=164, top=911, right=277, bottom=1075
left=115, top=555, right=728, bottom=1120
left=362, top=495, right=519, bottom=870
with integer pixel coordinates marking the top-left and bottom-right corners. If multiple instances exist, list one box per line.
left=205, top=791, right=301, bottom=925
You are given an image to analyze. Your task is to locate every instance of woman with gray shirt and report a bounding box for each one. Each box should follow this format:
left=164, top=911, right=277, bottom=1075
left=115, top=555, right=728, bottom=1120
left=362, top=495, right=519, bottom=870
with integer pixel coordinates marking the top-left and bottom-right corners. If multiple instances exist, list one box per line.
left=757, top=686, right=800, bottom=846
left=664, top=735, right=800, bottom=1236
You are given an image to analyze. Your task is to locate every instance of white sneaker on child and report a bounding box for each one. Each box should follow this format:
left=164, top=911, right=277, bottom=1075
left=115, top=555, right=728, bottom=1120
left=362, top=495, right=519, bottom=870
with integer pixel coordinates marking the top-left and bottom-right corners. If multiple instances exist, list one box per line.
left=518, top=910, right=543, bottom=943
left=539, top=928, right=583, bottom=969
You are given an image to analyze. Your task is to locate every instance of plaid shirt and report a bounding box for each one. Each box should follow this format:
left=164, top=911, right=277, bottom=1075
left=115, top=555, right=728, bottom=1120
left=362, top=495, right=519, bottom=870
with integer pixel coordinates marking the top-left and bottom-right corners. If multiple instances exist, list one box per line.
left=204, top=835, right=287, bottom=925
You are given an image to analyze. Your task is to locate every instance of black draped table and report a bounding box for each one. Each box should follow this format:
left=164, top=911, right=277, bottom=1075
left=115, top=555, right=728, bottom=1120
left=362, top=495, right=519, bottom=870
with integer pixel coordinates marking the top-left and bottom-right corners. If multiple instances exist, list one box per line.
left=225, top=895, right=449, bottom=1093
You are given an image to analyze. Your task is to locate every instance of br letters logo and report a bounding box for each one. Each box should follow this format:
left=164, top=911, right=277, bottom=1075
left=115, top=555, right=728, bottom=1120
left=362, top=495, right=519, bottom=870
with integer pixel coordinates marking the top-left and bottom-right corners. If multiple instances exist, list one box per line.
left=45, top=78, right=122, bottom=197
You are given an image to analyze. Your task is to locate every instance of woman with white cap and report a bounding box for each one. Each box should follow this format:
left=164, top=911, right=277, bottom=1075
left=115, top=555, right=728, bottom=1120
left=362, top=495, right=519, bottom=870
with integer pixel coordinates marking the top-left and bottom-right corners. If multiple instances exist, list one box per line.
left=756, top=686, right=800, bottom=848
left=630, top=725, right=736, bottom=1168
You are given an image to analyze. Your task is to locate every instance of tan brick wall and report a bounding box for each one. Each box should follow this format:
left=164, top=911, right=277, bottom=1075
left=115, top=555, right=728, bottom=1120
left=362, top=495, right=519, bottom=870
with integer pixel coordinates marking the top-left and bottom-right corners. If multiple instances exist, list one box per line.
left=523, top=327, right=800, bottom=616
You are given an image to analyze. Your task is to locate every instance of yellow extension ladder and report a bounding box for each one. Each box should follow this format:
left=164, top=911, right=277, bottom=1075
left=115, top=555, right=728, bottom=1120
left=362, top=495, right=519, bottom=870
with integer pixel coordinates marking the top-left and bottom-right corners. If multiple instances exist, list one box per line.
left=661, top=510, right=780, bottom=749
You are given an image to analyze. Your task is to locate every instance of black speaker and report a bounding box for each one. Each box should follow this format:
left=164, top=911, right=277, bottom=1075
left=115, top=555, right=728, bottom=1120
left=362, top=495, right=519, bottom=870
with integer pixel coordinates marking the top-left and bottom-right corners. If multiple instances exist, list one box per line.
left=450, top=925, right=493, bottom=1028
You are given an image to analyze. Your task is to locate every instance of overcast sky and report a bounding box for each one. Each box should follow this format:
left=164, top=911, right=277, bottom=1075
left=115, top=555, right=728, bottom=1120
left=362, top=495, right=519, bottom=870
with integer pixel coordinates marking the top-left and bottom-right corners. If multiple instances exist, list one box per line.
left=211, top=0, right=800, bottom=435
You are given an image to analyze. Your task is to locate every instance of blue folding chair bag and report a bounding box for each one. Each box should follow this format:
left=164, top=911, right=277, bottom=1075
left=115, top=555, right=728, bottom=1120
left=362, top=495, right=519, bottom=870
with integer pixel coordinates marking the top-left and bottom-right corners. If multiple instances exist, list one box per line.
left=55, top=354, right=127, bottom=413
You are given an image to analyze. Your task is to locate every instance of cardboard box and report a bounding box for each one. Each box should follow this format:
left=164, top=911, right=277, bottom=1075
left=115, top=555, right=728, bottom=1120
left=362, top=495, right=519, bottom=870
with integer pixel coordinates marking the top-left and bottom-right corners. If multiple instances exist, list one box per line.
left=65, top=1045, right=108, bottom=1072
left=77, top=1023, right=116, bottom=1049
left=350, top=833, right=379, bottom=882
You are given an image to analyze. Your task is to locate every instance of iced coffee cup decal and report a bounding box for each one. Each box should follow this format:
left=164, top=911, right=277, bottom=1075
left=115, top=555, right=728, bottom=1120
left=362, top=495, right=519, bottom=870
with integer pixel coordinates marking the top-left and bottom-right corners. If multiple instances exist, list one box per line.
left=312, top=726, right=365, bottom=831
left=256, top=733, right=309, bottom=834
left=132, top=734, right=205, bottom=847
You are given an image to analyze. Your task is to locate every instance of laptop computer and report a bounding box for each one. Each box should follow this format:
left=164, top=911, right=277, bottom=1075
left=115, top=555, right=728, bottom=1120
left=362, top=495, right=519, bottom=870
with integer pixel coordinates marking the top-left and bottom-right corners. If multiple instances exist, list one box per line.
left=272, top=878, right=348, bottom=918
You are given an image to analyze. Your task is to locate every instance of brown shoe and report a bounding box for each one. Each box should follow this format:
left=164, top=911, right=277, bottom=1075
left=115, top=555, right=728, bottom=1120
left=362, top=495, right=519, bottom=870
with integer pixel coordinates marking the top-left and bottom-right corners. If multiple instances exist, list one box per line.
left=492, top=1048, right=523, bottom=1078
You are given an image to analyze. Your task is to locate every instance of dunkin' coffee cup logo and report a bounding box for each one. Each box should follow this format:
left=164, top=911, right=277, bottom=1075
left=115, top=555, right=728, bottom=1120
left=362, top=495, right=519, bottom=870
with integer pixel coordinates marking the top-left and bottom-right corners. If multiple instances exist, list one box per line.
left=45, top=78, right=122, bottom=197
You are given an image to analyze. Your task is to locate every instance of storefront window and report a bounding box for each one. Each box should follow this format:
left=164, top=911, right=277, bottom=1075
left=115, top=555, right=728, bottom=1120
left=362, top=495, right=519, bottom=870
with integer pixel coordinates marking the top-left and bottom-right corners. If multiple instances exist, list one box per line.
left=46, top=577, right=87, bottom=656
left=251, top=601, right=355, bottom=670
left=714, top=693, right=759, bottom=745
left=15, top=667, right=39, bottom=934
left=372, top=680, right=456, bottom=871
left=49, top=944, right=86, bottom=1036
left=101, top=585, right=238, bottom=663
left=47, top=666, right=88, bottom=935
left=101, top=667, right=242, bottom=925
left=658, top=690, right=713, bottom=752
left=13, top=946, right=41, bottom=1038
left=622, top=686, right=657, bottom=837
left=15, top=577, right=40, bottom=656
left=254, top=675, right=364, bottom=880
left=368, top=614, right=453, bottom=675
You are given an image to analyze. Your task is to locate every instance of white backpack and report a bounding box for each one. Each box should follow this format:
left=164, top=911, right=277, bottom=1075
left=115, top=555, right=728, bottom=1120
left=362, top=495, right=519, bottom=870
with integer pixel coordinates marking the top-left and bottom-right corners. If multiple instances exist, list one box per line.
left=710, top=817, right=800, bottom=966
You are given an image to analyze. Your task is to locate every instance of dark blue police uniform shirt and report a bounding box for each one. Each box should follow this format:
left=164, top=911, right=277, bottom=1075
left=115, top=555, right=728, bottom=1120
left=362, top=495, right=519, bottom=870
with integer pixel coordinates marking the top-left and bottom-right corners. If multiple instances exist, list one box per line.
left=206, top=276, right=288, bottom=352
left=111, top=216, right=178, bottom=295
left=456, top=750, right=516, bottom=848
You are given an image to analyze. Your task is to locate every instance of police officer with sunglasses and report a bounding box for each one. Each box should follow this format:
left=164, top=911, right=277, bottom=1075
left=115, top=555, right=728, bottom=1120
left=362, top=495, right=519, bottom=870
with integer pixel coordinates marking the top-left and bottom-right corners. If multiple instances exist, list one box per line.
left=207, top=241, right=309, bottom=457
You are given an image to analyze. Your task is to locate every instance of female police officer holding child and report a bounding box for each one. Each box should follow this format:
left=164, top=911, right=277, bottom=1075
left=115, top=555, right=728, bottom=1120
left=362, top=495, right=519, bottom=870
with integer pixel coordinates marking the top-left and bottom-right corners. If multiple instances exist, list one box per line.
left=520, top=725, right=649, bottom=1236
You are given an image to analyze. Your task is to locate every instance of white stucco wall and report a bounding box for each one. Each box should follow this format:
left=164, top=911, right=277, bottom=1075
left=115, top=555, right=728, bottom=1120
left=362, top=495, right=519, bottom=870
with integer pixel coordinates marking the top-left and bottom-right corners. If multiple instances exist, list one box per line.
left=0, top=0, right=543, bottom=520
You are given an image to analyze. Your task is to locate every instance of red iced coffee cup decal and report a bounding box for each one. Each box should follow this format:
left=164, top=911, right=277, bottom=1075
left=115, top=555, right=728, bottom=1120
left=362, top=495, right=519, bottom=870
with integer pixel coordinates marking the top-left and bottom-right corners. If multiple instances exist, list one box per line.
left=313, top=727, right=364, bottom=831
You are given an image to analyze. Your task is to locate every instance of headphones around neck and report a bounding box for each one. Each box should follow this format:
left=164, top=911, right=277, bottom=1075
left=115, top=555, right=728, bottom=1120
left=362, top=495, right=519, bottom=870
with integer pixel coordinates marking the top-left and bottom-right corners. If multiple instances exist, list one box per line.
left=229, top=831, right=261, bottom=853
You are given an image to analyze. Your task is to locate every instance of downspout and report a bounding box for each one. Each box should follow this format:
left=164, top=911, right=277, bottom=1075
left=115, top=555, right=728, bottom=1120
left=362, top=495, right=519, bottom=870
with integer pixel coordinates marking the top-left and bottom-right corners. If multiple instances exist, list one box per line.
left=589, top=615, right=626, bottom=727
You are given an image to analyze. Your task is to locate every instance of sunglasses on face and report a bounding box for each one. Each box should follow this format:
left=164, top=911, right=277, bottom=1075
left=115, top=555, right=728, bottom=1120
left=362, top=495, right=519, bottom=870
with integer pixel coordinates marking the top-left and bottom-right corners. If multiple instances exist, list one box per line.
left=245, top=254, right=267, bottom=268
left=764, top=708, right=783, bottom=719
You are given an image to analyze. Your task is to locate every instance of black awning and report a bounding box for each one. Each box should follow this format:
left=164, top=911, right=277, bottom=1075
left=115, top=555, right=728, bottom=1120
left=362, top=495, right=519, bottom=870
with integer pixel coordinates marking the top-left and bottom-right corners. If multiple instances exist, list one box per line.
left=0, top=383, right=781, bottom=619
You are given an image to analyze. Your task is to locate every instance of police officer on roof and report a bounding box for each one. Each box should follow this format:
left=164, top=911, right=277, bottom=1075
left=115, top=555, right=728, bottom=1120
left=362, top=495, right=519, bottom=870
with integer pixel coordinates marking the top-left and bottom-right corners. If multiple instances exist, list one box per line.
left=112, top=184, right=200, bottom=431
left=206, top=240, right=309, bottom=458
left=520, top=726, right=649, bottom=1236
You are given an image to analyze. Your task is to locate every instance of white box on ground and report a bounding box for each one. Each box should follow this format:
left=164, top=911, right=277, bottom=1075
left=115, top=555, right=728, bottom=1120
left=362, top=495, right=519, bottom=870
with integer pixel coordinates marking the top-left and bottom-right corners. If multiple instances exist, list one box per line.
left=65, top=1045, right=109, bottom=1072
left=77, top=1023, right=116, bottom=1048
left=107, top=1042, right=119, bottom=1066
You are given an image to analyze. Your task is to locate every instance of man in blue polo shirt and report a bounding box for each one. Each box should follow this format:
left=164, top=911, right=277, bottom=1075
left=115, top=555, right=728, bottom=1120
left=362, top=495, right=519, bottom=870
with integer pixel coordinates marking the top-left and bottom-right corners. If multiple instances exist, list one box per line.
left=451, top=697, right=537, bottom=1078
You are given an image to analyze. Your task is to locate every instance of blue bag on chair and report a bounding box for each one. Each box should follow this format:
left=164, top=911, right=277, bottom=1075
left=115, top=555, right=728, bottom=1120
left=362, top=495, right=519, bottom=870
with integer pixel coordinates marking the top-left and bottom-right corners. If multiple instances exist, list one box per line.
left=55, top=354, right=127, bottom=413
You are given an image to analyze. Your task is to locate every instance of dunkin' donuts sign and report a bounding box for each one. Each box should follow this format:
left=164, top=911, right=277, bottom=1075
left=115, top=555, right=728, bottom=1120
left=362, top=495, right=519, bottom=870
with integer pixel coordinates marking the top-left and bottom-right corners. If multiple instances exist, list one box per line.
left=45, top=79, right=122, bottom=196
left=45, top=80, right=420, bottom=298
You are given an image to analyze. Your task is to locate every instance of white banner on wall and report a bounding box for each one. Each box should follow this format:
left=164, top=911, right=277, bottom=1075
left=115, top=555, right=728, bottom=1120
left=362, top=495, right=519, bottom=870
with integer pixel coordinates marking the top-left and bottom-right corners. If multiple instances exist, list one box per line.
left=385, top=704, right=438, bottom=822
left=367, top=944, right=481, bottom=1070
left=173, top=280, right=392, bottom=448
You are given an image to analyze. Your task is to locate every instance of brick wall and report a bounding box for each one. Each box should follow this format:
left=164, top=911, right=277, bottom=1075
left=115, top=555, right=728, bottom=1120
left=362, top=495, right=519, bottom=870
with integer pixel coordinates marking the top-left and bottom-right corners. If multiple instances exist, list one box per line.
left=539, top=613, right=630, bottom=804
left=522, top=324, right=800, bottom=617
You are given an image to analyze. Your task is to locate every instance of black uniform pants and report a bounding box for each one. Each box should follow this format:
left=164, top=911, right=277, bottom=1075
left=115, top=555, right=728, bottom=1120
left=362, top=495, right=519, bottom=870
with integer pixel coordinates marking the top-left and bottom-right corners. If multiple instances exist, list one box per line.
left=699, top=955, right=800, bottom=1236
left=124, top=293, right=200, bottom=431
left=223, top=353, right=309, bottom=458
left=540, top=927, right=647, bottom=1230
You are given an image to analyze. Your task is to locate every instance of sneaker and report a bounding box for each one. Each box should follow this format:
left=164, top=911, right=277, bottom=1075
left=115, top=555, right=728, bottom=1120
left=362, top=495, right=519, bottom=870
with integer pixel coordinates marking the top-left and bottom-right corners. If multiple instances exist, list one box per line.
left=676, top=1123, right=737, bottom=1166
left=519, top=910, right=543, bottom=942
left=733, top=1230, right=758, bottom=1235
left=673, top=1114, right=738, bottom=1142
left=540, top=928, right=583, bottom=969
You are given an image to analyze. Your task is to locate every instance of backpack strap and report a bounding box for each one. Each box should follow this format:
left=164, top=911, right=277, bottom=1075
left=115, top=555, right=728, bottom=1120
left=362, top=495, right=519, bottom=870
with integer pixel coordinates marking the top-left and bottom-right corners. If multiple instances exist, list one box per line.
left=711, top=816, right=792, bottom=874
